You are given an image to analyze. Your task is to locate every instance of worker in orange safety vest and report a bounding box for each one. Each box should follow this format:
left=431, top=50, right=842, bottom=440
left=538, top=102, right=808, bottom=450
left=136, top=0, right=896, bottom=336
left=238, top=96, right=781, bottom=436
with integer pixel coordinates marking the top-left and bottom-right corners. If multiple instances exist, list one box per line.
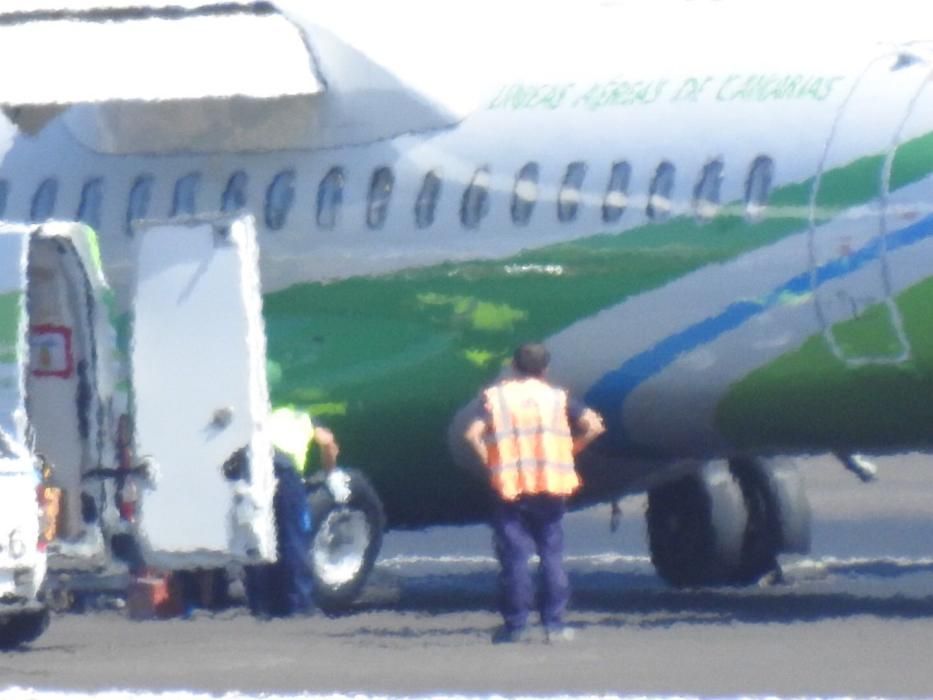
left=464, top=342, right=605, bottom=644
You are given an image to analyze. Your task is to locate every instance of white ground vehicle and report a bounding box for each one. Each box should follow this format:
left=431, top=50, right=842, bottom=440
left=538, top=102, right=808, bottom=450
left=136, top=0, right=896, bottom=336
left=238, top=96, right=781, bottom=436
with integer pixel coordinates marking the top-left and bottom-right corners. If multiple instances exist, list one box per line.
left=0, top=435, right=49, bottom=648
left=0, top=217, right=281, bottom=645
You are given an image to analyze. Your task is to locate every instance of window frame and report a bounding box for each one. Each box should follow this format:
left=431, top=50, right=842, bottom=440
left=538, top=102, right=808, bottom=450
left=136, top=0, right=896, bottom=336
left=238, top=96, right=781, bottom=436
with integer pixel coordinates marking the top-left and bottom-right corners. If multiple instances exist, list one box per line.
left=126, top=174, right=154, bottom=235
left=558, top=161, right=587, bottom=223
left=511, top=162, right=539, bottom=226
left=366, top=166, right=395, bottom=230
left=460, top=167, right=491, bottom=229
left=78, top=177, right=104, bottom=230
left=316, top=166, right=345, bottom=230
left=693, top=158, right=724, bottom=221
left=264, top=169, right=295, bottom=232
left=602, top=161, right=631, bottom=224
left=171, top=172, right=201, bottom=217
left=745, top=155, right=774, bottom=221
left=647, top=161, right=676, bottom=221
left=221, top=171, right=249, bottom=213
left=30, top=178, right=58, bottom=223
left=415, top=170, right=442, bottom=229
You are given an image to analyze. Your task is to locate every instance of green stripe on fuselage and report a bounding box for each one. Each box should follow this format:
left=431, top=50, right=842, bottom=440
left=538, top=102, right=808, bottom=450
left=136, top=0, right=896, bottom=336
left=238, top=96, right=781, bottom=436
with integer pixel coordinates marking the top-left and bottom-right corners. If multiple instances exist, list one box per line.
left=718, top=275, right=933, bottom=450
left=264, top=131, right=933, bottom=527
left=0, top=292, right=22, bottom=364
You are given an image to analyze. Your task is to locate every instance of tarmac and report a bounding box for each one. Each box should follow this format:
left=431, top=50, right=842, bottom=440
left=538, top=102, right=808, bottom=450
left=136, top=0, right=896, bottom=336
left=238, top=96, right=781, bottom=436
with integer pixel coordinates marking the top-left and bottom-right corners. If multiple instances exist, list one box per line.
left=3, top=453, right=933, bottom=698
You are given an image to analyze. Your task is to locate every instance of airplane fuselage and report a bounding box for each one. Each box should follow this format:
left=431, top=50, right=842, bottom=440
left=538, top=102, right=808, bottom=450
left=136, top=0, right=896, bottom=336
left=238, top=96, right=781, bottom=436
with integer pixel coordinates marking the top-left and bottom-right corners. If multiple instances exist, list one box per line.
left=2, top=1, right=933, bottom=526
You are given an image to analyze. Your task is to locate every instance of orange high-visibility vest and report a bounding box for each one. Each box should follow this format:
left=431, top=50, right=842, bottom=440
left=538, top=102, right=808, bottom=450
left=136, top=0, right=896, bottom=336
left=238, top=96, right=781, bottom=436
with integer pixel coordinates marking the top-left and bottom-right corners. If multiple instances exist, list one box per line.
left=483, top=378, right=579, bottom=501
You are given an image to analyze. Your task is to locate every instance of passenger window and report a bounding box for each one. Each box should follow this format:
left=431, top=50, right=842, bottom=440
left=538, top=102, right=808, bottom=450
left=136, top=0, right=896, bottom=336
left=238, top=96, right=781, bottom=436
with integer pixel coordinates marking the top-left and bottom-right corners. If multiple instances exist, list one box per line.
left=78, top=178, right=104, bottom=230
left=264, top=169, right=295, bottom=231
left=0, top=180, right=8, bottom=218
left=126, top=174, right=154, bottom=234
left=745, top=156, right=774, bottom=220
left=415, top=171, right=442, bottom=229
left=30, top=178, right=58, bottom=222
left=171, top=172, right=201, bottom=216
left=317, top=167, right=345, bottom=230
left=693, top=159, right=724, bottom=221
left=558, top=162, right=587, bottom=223
left=602, top=161, right=631, bottom=224
left=511, top=162, right=539, bottom=226
left=461, top=167, right=491, bottom=229
left=221, top=171, right=248, bottom=213
left=647, top=161, right=676, bottom=221
left=367, top=167, right=394, bottom=230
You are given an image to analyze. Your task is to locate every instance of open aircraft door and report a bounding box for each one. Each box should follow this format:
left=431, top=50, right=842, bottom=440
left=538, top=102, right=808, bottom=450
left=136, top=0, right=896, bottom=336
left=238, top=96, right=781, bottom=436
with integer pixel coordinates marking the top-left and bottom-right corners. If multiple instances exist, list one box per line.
left=131, top=215, right=276, bottom=569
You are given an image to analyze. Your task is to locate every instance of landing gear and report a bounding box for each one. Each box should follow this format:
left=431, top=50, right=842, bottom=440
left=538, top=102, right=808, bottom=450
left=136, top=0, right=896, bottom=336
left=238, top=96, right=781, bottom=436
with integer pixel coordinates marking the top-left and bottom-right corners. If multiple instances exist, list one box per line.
left=731, top=457, right=810, bottom=584
left=0, top=608, right=50, bottom=649
left=647, top=457, right=810, bottom=587
left=647, top=460, right=747, bottom=587
left=307, top=468, right=385, bottom=614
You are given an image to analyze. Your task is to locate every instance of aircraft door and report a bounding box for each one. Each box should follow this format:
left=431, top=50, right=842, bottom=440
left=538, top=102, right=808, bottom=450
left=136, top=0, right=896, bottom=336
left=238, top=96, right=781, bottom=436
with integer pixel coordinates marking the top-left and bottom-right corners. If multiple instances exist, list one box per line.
left=808, top=49, right=933, bottom=366
left=131, top=215, right=276, bottom=569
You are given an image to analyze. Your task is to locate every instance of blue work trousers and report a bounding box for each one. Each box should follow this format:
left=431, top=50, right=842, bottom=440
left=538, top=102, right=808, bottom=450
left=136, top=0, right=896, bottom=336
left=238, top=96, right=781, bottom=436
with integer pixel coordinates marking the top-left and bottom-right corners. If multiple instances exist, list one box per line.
left=245, top=459, right=314, bottom=617
left=491, top=493, right=569, bottom=631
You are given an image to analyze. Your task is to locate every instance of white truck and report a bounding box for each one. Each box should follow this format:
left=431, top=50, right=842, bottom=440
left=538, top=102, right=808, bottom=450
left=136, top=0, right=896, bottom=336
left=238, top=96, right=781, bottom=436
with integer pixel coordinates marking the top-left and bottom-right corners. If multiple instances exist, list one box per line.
left=0, top=216, right=282, bottom=646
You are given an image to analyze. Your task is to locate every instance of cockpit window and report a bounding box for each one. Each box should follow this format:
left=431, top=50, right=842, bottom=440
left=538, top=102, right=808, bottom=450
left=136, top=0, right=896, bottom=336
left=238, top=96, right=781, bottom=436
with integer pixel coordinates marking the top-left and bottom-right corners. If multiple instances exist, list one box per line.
left=78, top=178, right=104, bottom=230
left=602, top=161, right=631, bottom=224
left=693, top=159, right=724, bottom=221
left=317, top=167, right=345, bottom=230
left=511, top=162, right=539, bottom=226
left=558, top=162, right=587, bottom=223
left=415, top=171, right=442, bottom=229
left=31, top=178, right=58, bottom=222
left=647, top=161, right=676, bottom=221
left=264, top=169, right=295, bottom=231
left=171, top=172, right=201, bottom=216
left=126, top=174, right=154, bottom=235
left=367, top=167, right=394, bottom=230
left=461, top=167, right=491, bottom=229
left=745, top=155, right=774, bottom=221
left=221, top=171, right=248, bottom=213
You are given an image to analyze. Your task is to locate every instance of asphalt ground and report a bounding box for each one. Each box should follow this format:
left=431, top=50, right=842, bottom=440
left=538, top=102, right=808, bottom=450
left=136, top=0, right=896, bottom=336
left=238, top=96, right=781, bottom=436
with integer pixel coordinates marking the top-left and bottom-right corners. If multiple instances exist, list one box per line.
left=3, top=453, right=933, bottom=698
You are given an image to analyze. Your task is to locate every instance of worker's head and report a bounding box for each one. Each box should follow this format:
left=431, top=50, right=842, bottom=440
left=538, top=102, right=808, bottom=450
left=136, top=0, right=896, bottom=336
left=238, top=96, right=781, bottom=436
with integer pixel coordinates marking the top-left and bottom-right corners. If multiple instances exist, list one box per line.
left=512, top=343, right=550, bottom=378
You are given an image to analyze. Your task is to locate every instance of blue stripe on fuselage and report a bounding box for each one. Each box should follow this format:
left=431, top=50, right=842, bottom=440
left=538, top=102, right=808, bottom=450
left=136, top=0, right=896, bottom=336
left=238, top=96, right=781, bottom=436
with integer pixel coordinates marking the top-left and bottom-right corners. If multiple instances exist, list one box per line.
left=585, top=213, right=933, bottom=451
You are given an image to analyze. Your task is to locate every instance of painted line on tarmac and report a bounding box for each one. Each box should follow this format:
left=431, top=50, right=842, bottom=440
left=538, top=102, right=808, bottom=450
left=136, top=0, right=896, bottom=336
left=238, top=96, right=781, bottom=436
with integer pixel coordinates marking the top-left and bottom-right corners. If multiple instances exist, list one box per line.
left=378, top=553, right=652, bottom=567
left=0, top=691, right=852, bottom=700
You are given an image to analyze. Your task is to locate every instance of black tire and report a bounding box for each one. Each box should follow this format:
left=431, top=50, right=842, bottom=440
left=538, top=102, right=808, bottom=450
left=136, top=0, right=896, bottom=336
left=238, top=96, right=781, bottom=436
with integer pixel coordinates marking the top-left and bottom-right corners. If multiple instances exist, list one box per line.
left=307, top=468, right=385, bottom=614
left=647, top=460, right=748, bottom=587
left=731, top=457, right=811, bottom=583
left=0, top=608, right=50, bottom=650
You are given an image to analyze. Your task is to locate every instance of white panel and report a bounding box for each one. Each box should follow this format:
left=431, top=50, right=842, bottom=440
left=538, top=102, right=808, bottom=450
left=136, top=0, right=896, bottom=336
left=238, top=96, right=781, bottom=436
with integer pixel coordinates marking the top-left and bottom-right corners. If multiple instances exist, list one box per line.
left=132, top=217, right=275, bottom=566
left=0, top=10, right=321, bottom=106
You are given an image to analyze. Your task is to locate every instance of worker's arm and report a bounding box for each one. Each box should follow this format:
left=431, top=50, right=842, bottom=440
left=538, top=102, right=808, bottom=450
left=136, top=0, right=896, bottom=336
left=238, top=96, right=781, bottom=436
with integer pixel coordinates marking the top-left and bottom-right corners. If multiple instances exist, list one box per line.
left=463, top=417, right=489, bottom=466
left=572, top=407, right=605, bottom=455
left=314, top=426, right=340, bottom=472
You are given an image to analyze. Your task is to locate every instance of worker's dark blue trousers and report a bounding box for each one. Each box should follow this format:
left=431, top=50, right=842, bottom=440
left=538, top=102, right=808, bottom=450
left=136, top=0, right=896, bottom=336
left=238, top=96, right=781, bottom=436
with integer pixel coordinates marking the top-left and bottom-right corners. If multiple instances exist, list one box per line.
left=245, top=457, right=314, bottom=617
left=491, top=493, right=569, bottom=631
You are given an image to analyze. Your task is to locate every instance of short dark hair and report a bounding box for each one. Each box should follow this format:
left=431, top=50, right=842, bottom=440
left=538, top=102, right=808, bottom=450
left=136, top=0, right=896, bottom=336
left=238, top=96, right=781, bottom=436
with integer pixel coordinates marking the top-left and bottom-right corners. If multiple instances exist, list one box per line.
left=513, top=343, right=550, bottom=377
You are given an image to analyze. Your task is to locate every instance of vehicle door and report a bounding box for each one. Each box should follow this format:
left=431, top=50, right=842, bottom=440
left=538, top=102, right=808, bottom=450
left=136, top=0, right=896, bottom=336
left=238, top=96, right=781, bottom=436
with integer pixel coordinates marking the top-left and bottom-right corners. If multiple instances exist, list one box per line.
left=130, top=215, right=276, bottom=569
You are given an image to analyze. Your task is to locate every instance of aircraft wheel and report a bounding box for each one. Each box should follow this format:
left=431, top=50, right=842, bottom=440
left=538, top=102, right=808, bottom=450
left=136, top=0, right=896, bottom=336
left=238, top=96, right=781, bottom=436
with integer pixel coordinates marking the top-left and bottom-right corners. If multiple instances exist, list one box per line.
left=730, top=457, right=811, bottom=583
left=0, top=607, right=50, bottom=649
left=646, top=460, right=748, bottom=587
left=307, top=468, right=385, bottom=614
